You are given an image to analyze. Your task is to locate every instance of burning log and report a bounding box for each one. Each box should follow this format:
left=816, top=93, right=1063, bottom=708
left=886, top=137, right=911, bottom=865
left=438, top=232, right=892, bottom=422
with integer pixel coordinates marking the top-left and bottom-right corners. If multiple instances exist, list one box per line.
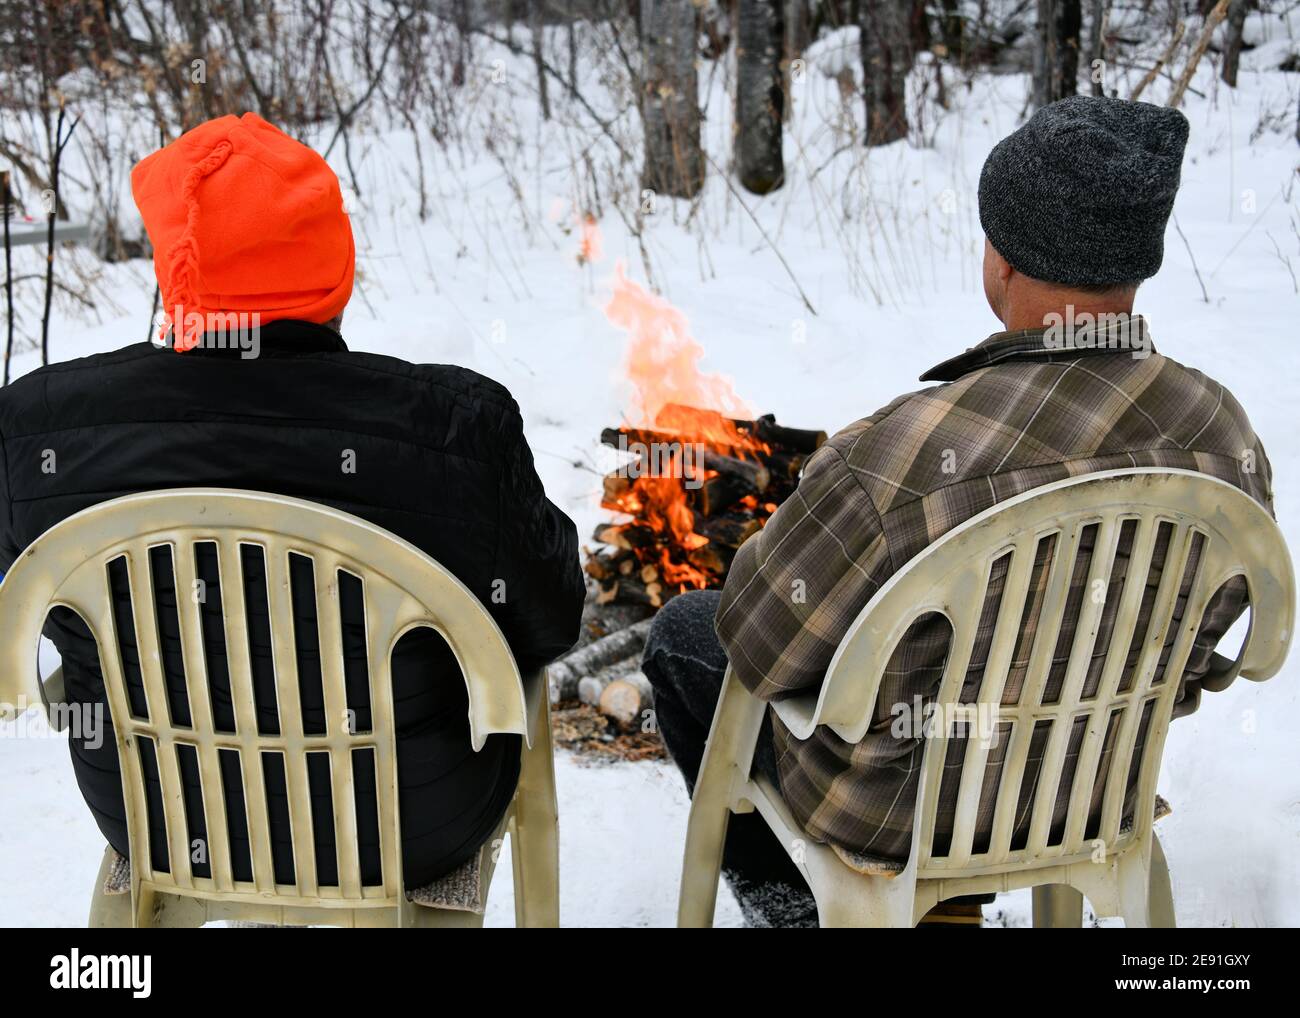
left=548, top=617, right=654, bottom=702
left=687, top=542, right=733, bottom=576
left=703, top=450, right=770, bottom=494
left=596, top=574, right=663, bottom=608
left=654, top=405, right=826, bottom=454
left=584, top=546, right=633, bottom=581
left=592, top=523, right=657, bottom=550
left=693, top=472, right=751, bottom=517
left=763, top=450, right=806, bottom=482
left=696, top=513, right=762, bottom=549
left=728, top=412, right=827, bottom=454
left=599, top=427, right=771, bottom=493
left=602, top=471, right=632, bottom=503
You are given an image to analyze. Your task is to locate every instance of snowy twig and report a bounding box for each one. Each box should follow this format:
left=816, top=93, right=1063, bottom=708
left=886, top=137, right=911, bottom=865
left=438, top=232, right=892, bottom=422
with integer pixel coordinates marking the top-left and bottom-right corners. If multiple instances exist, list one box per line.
left=702, top=152, right=818, bottom=316
left=1173, top=214, right=1210, bottom=303
left=1168, top=1, right=1229, bottom=109
left=470, top=25, right=634, bottom=163
left=1130, top=23, right=1185, bottom=102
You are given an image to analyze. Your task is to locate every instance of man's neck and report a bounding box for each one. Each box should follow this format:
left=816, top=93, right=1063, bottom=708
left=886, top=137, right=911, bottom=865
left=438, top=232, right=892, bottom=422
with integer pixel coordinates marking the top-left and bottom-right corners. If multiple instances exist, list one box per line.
left=1000, top=287, right=1136, bottom=333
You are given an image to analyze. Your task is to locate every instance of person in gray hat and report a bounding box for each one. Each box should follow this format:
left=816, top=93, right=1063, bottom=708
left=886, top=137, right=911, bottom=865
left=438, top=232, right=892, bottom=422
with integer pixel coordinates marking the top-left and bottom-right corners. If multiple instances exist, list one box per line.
left=643, top=96, right=1273, bottom=927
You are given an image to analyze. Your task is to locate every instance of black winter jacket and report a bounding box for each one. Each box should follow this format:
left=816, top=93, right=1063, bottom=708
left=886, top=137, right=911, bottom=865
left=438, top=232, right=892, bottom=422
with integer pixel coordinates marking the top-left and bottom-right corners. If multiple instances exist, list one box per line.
left=0, top=319, right=584, bottom=887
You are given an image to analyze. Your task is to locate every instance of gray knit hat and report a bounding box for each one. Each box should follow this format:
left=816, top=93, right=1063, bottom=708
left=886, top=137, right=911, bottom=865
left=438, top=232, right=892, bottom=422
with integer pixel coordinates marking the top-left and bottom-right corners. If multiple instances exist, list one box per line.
left=978, top=96, right=1190, bottom=287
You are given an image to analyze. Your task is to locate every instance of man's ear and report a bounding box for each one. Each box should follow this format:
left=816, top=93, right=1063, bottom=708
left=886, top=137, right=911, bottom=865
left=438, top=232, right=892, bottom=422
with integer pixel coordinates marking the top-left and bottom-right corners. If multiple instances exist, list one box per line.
left=990, top=244, right=1014, bottom=283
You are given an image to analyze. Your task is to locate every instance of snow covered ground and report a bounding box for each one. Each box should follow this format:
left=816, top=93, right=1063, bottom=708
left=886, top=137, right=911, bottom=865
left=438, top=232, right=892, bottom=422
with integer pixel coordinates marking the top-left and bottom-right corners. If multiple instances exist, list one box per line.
left=2, top=20, right=1298, bottom=926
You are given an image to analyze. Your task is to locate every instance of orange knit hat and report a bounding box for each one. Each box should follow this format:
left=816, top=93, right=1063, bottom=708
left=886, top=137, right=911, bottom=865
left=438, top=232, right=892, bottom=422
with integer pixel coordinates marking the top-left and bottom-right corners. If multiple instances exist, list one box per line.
left=131, top=113, right=354, bottom=348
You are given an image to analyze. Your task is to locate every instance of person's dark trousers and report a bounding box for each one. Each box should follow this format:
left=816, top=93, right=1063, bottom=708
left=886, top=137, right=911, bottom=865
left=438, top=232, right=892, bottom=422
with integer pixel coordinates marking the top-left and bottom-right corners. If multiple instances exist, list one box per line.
left=642, top=589, right=819, bottom=928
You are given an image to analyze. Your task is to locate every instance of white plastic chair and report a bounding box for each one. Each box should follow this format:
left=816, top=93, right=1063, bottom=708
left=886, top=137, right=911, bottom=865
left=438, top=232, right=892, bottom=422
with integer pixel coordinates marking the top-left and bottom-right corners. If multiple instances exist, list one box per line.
left=0, top=488, right=558, bottom=928
left=678, top=469, right=1294, bottom=927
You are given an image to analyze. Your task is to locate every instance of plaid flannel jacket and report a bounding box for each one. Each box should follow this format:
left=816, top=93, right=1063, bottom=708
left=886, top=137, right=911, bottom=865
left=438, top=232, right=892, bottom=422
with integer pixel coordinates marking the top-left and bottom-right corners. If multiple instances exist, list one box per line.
left=715, top=319, right=1273, bottom=873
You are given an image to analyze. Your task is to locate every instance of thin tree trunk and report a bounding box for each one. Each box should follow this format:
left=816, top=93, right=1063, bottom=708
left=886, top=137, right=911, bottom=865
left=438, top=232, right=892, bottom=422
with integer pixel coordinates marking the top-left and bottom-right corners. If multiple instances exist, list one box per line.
left=1086, top=0, right=1108, bottom=96
left=41, top=105, right=75, bottom=368
left=1221, top=0, right=1250, bottom=88
left=860, top=0, right=911, bottom=146
left=785, top=0, right=811, bottom=57
left=640, top=0, right=704, bottom=199
left=531, top=2, right=551, bottom=120
left=1032, top=0, right=1082, bottom=109
left=938, top=0, right=964, bottom=65
left=736, top=0, right=785, bottom=193
left=783, top=0, right=811, bottom=121
left=567, top=17, right=578, bottom=96
left=452, top=0, right=471, bottom=87
left=3, top=170, right=13, bottom=385
left=909, top=0, right=931, bottom=54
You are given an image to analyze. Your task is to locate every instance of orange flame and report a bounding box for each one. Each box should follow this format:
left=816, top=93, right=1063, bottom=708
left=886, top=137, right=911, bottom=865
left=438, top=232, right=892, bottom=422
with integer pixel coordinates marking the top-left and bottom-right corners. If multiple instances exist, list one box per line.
left=605, top=263, right=756, bottom=429
left=600, top=264, right=769, bottom=592
left=578, top=212, right=603, bottom=265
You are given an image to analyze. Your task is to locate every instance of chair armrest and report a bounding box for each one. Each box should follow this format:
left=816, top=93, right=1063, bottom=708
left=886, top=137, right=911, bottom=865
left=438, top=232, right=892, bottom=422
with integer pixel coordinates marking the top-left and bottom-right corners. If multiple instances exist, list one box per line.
left=40, top=665, right=69, bottom=732
left=769, top=691, right=821, bottom=741
left=1199, top=651, right=1242, bottom=693
left=521, top=667, right=547, bottom=749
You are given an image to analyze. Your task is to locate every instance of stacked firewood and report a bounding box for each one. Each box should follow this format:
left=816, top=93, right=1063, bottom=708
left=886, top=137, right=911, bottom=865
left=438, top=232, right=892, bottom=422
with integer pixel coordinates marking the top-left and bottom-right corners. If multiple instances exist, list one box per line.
left=585, top=406, right=826, bottom=607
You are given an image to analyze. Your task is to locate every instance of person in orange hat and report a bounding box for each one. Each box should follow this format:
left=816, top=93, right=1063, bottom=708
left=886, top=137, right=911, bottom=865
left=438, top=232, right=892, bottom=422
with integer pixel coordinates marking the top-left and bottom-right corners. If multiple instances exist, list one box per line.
left=0, top=113, right=584, bottom=892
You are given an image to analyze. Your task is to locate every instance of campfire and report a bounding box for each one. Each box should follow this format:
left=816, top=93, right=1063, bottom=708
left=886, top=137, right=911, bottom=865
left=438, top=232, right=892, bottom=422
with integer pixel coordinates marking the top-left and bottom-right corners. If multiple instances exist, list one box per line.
left=584, top=267, right=826, bottom=609
left=551, top=263, right=825, bottom=746
left=587, top=406, right=825, bottom=607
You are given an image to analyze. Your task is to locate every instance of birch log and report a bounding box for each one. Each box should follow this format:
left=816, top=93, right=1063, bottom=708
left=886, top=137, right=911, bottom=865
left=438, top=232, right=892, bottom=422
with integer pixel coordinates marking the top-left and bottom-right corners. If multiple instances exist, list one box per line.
left=598, top=671, right=655, bottom=732
left=548, top=618, right=654, bottom=702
